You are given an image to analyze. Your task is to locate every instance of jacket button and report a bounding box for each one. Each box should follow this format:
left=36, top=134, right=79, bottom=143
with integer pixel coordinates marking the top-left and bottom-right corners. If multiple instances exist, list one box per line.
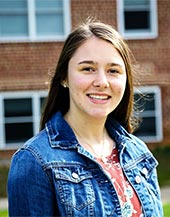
left=72, top=172, right=79, bottom=179
left=142, top=167, right=148, bottom=176
left=135, top=175, right=141, bottom=184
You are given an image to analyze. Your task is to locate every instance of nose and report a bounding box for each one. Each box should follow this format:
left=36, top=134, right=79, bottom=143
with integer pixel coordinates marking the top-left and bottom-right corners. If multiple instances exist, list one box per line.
left=92, top=71, right=109, bottom=89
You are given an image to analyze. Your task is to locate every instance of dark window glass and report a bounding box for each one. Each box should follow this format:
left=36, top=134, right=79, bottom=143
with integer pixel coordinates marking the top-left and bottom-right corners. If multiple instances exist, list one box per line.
left=134, top=92, right=156, bottom=138
left=125, top=11, right=150, bottom=30
left=5, top=122, right=33, bottom=143
left=40, top=97, right=46, bottom=111
left=4, top=98, right=32, bottom=117
left=134, top=93, right=155, bottom=111
left=4, top=98, right=33, bottom=144
left=134, top=117, right=156, bottom=137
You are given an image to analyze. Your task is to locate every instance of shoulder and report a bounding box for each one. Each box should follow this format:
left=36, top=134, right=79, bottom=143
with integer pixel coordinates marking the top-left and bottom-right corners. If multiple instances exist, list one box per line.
left=123, top=133, right=159, bottom=168
left=127, top=133, right=150, bottom=153
left=107, top=118, right=156, bottom=158
left=11, top=129, right=50, bottom=167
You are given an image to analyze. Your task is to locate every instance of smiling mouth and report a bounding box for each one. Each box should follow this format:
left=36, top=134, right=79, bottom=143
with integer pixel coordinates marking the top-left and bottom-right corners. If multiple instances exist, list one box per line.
left=87, top=94, right=110, bottom=100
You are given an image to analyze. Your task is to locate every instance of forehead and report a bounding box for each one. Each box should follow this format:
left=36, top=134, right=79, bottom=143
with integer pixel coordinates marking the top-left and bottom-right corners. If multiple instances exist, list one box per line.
left=70, top=37, right=125, bottom=67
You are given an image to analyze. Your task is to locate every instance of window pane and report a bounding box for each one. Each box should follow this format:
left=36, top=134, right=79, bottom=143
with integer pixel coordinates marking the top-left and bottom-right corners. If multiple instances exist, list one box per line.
left=134, top=93, right=155, bottom=111
left=5, top=122, right=33, bottom=143
left=40, top=97, right=46, bottom=111
left=134, top=117, right=156, bottom=137
left=36, top=14, right=64, bottom=35
left=143, top=94, right=155, bottom=110
left=124, top=0, right=151, bottom=31
left=35, top=0, right=64, bottom=36
left=0, top=0, right=27, bottom=9
left=4, top=98, right=32, bottom=117
left=36, top=0, right=63, bottom=9
left=125, top=11, right=150, bottom=30
left=1, top=15, right=28, bottom=36
left=125, top=0, right=150, bottom=7
left=0, top=0, right=28, bottom=36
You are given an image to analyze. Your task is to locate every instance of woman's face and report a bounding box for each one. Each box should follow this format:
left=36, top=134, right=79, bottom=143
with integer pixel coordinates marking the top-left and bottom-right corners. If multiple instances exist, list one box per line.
left=66, top=37, right=127, bottom=120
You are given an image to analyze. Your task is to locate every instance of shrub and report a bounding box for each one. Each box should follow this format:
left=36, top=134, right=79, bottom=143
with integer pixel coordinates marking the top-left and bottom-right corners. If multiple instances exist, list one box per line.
left=0, top=166, right=9, bottom=197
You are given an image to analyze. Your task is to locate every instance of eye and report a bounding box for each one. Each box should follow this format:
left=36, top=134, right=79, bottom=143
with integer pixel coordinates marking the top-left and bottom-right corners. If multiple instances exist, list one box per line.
left=82, top=67, right=95, bottom=72
left=108, top=68, right=119, bottom=74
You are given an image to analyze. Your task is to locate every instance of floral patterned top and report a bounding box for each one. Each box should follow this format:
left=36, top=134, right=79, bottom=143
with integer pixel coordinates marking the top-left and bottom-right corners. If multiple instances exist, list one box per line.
left=96, top=147, right=143, bottom=217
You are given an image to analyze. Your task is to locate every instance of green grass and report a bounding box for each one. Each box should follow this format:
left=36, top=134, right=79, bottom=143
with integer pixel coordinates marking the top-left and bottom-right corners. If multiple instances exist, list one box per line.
left=0, top=204, right=169, bottom=216
left=0, top=209, right=8, bottom=217
left=163, top=203, right=170, bottom=217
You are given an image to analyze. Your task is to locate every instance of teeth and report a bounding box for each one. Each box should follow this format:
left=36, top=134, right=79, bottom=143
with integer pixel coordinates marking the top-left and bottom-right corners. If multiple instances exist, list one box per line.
left=89, top=94, right=109, bottom=100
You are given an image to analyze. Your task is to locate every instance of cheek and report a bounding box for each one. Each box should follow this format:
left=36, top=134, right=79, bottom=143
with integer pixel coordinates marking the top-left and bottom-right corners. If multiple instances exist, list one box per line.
left=119, top=76, right=127, bottom=92
left=68, top=77, right=86, bottom=102
left=69, top=75, right=89, bottom=91
left=111, top=79, right=126, bottom=94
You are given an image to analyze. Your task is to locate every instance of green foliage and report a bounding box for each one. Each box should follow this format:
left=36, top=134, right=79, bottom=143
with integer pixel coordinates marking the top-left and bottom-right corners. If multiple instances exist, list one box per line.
left=152, top=146, right=170, bottom=186
left=0, top=166, right=9, bottom=197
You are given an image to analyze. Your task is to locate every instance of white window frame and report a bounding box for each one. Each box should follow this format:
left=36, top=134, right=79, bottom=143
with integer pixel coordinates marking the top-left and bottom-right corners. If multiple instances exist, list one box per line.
left=0, top=0, right=71, bottom=43
left=134, top=86, right=162, bottom=143
left=0, top=90, right=47, bottom=149
left=117, top=0, right=158, bottom=40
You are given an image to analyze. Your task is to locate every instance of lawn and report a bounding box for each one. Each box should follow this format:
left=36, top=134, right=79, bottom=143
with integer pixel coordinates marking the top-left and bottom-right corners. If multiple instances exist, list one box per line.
left=164, top=203, right=170, bottom=217
left=0, top=209, right=7, bottom=217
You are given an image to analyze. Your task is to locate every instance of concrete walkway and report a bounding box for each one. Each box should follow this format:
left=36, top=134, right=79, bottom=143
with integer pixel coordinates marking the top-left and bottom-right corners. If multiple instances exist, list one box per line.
left=0, top=198, right=8, bottom=210
left=160, top=186, right=170, bottom=204
left=0, top=187, right=170, bottom=210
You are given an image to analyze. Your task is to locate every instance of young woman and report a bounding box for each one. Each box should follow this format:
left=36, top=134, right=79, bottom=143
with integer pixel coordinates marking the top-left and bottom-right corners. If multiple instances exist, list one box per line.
left=8, top=21, right=163, bottom=216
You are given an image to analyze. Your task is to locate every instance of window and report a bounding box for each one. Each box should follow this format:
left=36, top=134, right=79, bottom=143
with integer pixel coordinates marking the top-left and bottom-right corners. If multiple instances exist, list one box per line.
left=0, top=0, right=71, bottom=42
left=0, top=91, right=47, bottom=148
left=134, top=86, right=162, bottom=142
left=117, top=0, right=158, bottom=39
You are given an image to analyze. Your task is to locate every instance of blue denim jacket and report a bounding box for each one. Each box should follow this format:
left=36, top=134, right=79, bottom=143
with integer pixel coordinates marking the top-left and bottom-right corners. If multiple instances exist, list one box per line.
left=8, top=112, right=163, bottom=217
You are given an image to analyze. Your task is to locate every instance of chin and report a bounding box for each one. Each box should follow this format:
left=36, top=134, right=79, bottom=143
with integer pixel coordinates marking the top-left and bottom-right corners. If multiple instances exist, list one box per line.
left=88, top=112, right=109, bottom=119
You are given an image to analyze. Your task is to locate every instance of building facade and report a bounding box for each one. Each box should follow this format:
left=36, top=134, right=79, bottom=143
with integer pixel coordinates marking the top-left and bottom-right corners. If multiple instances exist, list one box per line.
left=0, top=0, right=170, bottom=160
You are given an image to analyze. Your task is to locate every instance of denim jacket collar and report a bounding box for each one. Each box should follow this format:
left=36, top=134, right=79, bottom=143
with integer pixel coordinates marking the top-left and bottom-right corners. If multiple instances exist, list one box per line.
left=45, top=112, right=78, bottom=149
left=45, top=112, right=133, bottom=151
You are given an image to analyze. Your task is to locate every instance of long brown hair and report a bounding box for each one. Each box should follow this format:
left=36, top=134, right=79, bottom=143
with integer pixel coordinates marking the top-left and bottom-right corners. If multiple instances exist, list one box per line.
left=40, top=21, right=137, bottom=133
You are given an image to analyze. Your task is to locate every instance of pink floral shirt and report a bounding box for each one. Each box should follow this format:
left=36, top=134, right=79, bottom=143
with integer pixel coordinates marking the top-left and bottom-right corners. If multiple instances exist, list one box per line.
left=96, top=147, right=143, bottom=217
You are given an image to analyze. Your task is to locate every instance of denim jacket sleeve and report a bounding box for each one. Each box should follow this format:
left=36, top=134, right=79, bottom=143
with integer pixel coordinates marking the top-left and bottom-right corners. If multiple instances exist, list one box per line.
left=8, top=149, right=59, bottom=217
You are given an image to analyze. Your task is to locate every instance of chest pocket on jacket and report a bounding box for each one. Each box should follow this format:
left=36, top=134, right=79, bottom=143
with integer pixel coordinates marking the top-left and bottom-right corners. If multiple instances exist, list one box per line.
left=125, top=154, right=159, bottom=199
left=138, top=156, right=159, bottom=196
left=54, top=166, right=95, bottom=210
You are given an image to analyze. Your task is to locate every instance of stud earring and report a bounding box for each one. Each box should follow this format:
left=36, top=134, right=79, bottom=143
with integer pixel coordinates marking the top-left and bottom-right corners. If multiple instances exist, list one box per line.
left=62, top=80, right=68, bottom=88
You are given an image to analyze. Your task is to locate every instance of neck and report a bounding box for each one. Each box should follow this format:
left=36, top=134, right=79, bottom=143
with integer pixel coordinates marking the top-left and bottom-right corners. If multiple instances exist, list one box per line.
left=64, top=111, right=115, bottom=159
left=64, top=111, right=107, bottom=143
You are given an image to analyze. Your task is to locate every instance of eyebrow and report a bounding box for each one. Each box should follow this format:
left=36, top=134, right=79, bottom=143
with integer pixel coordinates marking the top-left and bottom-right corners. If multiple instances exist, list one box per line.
left=108, top=62, right=124, bottom=68
left=78, top=60, right=124, bottom=68
left=78, top=60, right=95, bottom=65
